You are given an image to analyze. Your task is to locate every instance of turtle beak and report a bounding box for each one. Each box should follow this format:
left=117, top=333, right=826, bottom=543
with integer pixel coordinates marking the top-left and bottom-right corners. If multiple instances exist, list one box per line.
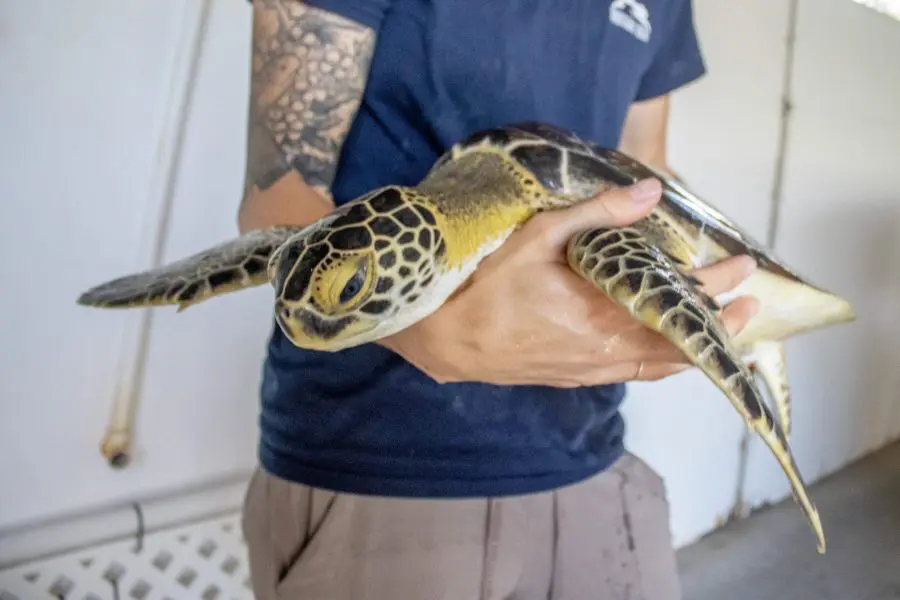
left=274, top=302, right=294, bottom=338
left=273, top=300, right=363, bottom=351
left=274, top=301, right=317, bottom=347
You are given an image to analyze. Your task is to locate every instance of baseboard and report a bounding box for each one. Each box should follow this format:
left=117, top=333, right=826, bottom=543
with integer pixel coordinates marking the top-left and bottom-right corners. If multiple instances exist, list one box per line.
left=0, top=472, right=251, bottom=570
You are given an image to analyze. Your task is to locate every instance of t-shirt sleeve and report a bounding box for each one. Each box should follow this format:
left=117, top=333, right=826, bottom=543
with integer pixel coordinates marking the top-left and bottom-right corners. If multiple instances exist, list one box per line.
left=246, top=0, right=392, bottom=32
left=634, top=0, right=706, bottom=101
left=305, top=0, right=392, bottom=30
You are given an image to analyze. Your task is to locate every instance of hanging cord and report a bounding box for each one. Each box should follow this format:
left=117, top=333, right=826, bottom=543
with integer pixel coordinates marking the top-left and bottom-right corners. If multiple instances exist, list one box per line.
left=103, top=0, right=213, bottom=470
left=766, top=0, right=799, bottom=249
left=132, top=502, right=146, bottom=553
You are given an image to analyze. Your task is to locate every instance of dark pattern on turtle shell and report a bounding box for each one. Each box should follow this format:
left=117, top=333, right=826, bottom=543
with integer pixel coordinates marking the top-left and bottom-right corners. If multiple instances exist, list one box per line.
left=447, top=122, right=817, bottom=291
left=432, top=122, right=630, bottom=201
left=567, top=151, right=635, bottom=188
left=509, top=144, right=564, bottom=193
left=506, top=122, right=593, bottom=152
left=455, top=122, right=592, bottom=154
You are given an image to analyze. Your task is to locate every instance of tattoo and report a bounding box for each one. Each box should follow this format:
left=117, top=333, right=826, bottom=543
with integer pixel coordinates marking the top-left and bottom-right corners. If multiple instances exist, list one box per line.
left=243, top=0, right=377, bottom=201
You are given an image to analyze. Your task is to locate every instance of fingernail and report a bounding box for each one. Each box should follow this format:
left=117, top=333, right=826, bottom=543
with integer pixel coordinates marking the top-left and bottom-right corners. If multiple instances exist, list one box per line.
left=629, top=178, right=661, bottom=202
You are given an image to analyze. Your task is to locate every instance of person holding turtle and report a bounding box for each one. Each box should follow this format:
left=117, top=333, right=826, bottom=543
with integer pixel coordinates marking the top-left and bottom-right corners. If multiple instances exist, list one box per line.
left=238, top=0, right=759, bottom=598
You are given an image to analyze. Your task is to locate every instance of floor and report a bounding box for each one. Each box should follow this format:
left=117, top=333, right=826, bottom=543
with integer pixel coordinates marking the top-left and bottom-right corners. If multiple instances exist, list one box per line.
left=677, top=440, right=900, bottom=600
left=0, top=514, right=252, bottom=600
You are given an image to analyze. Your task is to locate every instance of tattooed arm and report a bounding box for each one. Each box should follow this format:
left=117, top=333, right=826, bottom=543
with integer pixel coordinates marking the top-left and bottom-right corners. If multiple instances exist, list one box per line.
left=238, top=0, right=377, bottom=234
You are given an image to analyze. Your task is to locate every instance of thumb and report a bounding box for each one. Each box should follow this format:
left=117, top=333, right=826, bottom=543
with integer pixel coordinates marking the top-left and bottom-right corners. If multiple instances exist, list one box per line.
left=527, top=178, right=662, bottom=250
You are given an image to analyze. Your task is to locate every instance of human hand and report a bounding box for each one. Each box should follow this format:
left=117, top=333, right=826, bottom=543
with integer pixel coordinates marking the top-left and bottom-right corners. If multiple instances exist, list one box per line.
left=379, top=178, right=760, bottom=387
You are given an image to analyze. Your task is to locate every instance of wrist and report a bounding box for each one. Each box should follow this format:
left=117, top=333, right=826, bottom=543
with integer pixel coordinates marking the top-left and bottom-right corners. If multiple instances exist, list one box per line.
left=380, top=320, right=470, bottom=384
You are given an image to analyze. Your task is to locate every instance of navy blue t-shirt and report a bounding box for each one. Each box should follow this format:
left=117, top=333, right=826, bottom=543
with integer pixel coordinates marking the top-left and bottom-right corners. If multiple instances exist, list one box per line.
left=257, top=0, right=706, bottom=497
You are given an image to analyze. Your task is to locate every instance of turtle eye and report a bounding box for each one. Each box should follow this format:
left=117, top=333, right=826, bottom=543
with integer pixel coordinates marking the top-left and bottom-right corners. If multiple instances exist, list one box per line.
left=339, top=260, right=368, bottom=304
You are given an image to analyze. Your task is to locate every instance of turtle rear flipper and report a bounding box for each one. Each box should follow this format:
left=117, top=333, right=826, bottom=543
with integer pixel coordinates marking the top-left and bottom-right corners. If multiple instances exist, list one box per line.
left=77, top=225, right=303, bottom=311
left=566, top=225, right=826, bottom=554
left=745, top=340, right=792, bottom=440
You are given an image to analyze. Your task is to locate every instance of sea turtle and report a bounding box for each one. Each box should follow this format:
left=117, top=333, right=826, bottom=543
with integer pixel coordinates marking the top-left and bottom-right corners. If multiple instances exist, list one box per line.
left=77, top=122, right=854, bottom=553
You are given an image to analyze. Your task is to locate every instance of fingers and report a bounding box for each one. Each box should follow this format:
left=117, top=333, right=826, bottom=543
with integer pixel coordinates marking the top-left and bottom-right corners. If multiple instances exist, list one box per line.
left=691, top=255, right=757, bottom=297
left=719, top=295, right=760, bottom=337
left=577, top=293, right=761, bottom=386
left=567, top=359, right=687, bottom=387
left=632, top=361, right=690, bottom=382
left=521, top=178, right=663, bottom=251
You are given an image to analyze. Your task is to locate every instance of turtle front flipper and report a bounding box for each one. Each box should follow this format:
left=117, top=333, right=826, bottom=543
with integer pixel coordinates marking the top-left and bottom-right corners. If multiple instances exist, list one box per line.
left=566, top=225, right=826, bottom=554
left=77, top=225, right=303, bottom=311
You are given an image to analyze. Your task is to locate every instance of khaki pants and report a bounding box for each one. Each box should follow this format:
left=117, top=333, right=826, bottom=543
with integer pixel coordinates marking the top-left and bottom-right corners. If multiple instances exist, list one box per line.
left=242, top=453, right=682, bottom=600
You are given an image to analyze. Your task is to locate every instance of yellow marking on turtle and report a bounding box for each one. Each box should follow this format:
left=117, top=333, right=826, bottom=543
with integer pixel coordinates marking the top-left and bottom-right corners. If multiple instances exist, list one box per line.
left=417, top=147, right=548, bottom=270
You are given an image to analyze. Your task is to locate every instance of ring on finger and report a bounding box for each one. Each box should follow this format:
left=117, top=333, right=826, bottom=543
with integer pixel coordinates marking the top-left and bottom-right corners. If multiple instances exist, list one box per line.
left=634, top=361, right=645, bottom=379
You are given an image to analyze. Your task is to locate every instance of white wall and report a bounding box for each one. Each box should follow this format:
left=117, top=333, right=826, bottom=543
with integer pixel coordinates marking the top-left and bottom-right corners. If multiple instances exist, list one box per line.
left=0, top=0, right=269, bottom=539
left=0, top=0, right=897, bottom=561
left=622, top=0, right=793, bottom=547
left=740, top=0, right=900, bottom=515
left=627, top=0, right=900, bottom=548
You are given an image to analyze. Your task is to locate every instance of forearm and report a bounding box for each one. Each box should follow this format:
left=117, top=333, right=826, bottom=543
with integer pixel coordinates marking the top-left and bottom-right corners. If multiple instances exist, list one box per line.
left=617, top=95, right=689, bottom=186
left=238, top=0, right=377, bottom=234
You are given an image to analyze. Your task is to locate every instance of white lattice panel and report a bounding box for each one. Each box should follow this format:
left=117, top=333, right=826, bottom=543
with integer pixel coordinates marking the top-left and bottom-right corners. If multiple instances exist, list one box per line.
left=0, top=512, right=252, bottom=600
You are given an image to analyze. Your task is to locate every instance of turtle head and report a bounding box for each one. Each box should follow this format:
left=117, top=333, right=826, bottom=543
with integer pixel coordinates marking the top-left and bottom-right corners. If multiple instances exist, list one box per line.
left=269, top=218, right=386, bottom=351
left=268, top=190, right=444, bottom=351
left=273, top=246, right=383, bottom=352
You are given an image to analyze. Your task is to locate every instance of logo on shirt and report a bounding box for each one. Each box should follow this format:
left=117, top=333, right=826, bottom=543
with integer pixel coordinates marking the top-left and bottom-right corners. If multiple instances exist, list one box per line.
left=609, top=0, right=652, bottom=43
